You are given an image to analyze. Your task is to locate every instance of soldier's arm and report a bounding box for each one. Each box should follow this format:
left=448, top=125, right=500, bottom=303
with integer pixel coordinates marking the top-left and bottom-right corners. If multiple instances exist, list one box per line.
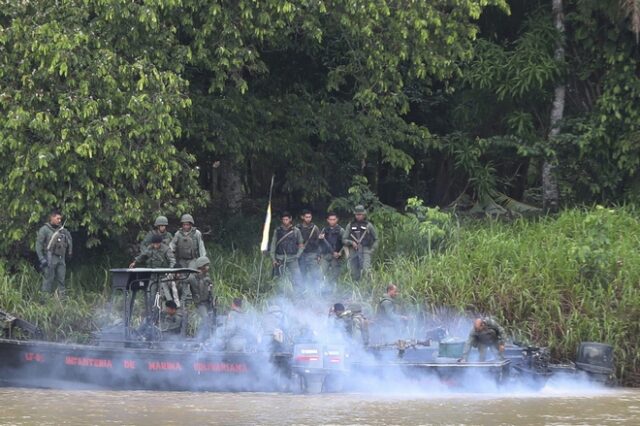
left=166, top=247, right=176, bottom=268
left=342, top=223, right=353, bottom=246
left=368, top=223, right=379, bottom=251
left=169, top=233, right=178, bottom=252
left=295, top=228, right=304, bottom=258
left=196, top=230, right=206, bottom=257
left=488, top=318, right=507, bottom=344
left=269, top=229, right=278, bottom=262
left=134, top=248, right=149, bottom=265
left=141, top=232, right=152, bottom=247
left=336, top=226, right=345, bottom=252
left=35, top=228, right=47, bottom=261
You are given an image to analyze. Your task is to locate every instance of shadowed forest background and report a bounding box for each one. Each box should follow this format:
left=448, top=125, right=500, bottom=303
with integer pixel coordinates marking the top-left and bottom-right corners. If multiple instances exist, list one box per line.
left=1, top=0, right=640, bottom=384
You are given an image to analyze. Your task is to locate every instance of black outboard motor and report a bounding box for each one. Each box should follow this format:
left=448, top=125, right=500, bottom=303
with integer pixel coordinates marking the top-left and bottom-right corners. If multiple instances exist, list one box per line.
left=575, top=342, right=615, bottom=384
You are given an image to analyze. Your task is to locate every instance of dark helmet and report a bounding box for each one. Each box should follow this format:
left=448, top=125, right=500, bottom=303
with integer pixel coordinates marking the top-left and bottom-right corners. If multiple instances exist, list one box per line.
left=194, top=256, right=210, bottom=269
left=154, top=215, right=169, bottom=227
left=151, top=234, right=163, bottom=244
left=180, top=214, right=194, bottom=225
left=353, top=205, right=367, bottom=215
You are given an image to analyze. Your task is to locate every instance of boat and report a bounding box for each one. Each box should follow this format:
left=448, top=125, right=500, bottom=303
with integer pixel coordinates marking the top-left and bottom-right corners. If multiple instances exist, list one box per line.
left=0, top=268, right=616, bottom=393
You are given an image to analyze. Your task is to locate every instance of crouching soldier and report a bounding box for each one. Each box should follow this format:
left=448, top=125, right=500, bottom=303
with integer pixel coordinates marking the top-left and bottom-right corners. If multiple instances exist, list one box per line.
left=187, top=256, right=215, bottom=341
left=160, top=300, right=184, bottom=339
left=459, top=317, right=507, bottom=362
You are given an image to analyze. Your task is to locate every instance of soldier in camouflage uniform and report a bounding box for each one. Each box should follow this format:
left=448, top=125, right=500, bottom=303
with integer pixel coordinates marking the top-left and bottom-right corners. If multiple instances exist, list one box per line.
left=129, top=234, right=180, bottom=305
left=319, top=212, right=344, bottom=286
left=141, top=215, right=172, bottom=247
left=296, top=210, right=322, bottom=288
left=349, top=304, right=369, bottom=347
left=36, top=210, right=73, bottom=295
left=224, top=298, right=253, bottom=351
left=270, top=212, right=304, bottom=291
left=331, top=303, right=352, bottom=336
left=186, top=256, right=215, bottom=341
left=342, top=205, right=378, bottom=282
left=377, top=284, right=408, bottom=342
left=459, top=317, right=507, bottom=362
left=159, top=300, right=183, bottom=338
left=170, top=214, right=206, bottom=268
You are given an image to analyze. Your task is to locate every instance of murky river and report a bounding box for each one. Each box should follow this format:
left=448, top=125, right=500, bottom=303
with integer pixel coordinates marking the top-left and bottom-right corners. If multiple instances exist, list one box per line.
left=0, top=386, right=638, bottom=425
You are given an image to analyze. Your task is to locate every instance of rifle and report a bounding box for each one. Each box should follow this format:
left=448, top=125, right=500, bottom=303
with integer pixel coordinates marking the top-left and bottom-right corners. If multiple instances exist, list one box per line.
left=43, top=219, right=67, bottom=270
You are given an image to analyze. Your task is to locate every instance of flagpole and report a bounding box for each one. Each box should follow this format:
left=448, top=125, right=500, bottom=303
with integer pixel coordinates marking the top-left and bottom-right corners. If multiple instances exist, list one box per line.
left=257, top=174, right=275, bottom=299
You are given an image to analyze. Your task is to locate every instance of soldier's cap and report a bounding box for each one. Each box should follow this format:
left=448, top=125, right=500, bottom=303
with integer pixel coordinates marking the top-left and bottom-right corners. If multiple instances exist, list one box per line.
left=151, top=234, right=163, bottom=244
left=349, top=303, right=362, bottom=313
left=165, top=300, right=178, bottom=309
left=353, top=205, right=367, bottom=214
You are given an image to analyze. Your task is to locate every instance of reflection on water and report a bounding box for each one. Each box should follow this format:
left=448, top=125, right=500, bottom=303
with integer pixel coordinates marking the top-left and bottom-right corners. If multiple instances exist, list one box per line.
left=0, top=387, right=638, bottom=425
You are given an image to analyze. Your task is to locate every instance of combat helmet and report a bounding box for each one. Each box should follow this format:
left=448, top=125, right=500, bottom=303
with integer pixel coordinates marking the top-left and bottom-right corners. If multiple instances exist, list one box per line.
left=353, top=205, right=367, bottom=215
left=180, top=214, right=194, bottom=224
left=194, top=256, right=210, bottom=269
left=154, top=215, right=169, bottom=227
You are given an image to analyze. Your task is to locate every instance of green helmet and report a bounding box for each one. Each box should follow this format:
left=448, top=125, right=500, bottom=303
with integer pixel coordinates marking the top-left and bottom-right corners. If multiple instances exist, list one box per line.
left=353, top=205, right=367, bottom=215
left=194, top=256, right=210, bottom=269
left=180, top=214, right=194, bottom=224
left=154, top=215, right=169, bottom=227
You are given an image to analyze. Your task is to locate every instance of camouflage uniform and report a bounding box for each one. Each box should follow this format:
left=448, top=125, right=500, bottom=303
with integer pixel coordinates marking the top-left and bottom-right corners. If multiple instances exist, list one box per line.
left=224, top=309, right=251, bottom=351
left=36, top=223, right=73, bottom=294
left=342, top=214, right=378, bottom=282
left=461, top=317, right=507, bottom=361
left=160, top=309, right=184, bottom=336
left=296, top=222, right=322, bottom=286
left=350, top=305, right=369, bottom=347
left=377, top=294, right=402, bottom=342
left=270, top=224, right=304, bottom=290
left=319, top=224, right=344, bottom=285
left=134, top=243, right=180, bottom=303
left=187, top=270, right=214, bottom=340
left=170, top=228, right=206, bottom=268
left=142, top=230, right=172, bottom=247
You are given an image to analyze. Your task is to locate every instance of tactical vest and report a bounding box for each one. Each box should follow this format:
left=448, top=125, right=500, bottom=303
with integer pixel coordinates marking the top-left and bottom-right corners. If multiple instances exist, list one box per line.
left=176, top=230, right=198, bottom=260
left=298, top=223, right=319, bottom=254
left=146, top=245, right=171, bottom=268
left=190, top=274, right=212, bottom=305
left=49, top=230, right=69, bottom=257
left=351, top=312, right=370, bottom=344
left=275, top=227, right=299, bottom=256
left=348, top=221, right=374, bottom=248
left=322, top=226, right=343, bottom=253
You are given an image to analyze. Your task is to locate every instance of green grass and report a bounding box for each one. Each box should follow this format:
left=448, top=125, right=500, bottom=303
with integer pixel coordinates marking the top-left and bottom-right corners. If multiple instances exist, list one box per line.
left=1, top=206, right=639, bottom=385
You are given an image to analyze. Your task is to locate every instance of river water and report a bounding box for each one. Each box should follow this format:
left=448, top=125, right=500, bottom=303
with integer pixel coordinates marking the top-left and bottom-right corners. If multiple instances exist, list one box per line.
left=0, top=386, right=638, bottom=425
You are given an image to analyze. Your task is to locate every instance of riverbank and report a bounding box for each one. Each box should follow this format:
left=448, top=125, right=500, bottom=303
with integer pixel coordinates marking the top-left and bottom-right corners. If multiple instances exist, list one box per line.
left=1, top=207, right=638, bottom=385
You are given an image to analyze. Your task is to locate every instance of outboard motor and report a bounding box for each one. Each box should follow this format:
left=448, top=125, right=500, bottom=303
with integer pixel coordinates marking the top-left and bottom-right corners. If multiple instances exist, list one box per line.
left=292, top=344, right=349, bottom=393
left=575, top=342, right=615, bottom=384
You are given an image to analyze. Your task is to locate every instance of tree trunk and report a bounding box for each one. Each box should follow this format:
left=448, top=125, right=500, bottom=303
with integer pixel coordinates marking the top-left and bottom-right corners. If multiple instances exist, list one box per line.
left=543, top=0, right=565, bottom=212
left=220, top=159, right=244, bottom=214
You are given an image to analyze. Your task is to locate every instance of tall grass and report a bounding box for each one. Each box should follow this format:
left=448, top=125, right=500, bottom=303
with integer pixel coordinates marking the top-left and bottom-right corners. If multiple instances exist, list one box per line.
left=1, top=207, right=639, bottom=384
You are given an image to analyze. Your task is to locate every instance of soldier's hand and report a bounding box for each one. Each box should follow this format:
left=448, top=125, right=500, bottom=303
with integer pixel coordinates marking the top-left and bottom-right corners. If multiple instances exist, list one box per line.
left=129, top=262, right=136, bottom=269
left=352, top=242, right=359, bottom=250
left=39, top=258, right=48, bottom=269
left=272, top=261, right=279, bottom=267
left=318, top=233, right=325, bottom=240
left=333, top=252, right=340, bottom=259
left=498, top=343, right=505, bottom=353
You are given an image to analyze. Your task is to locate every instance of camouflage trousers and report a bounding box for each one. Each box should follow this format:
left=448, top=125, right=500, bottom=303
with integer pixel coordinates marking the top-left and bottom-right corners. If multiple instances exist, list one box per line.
left=41, top=255, right=66, bottom=294
left=470, top=329, right=503, bottom=361
left=347, top=248, right=373, bottom=282
left=274, top=258, right=303, bottom=293
left=320, top=254, right=343, bottom=285
left=298, top=253, right=322, bottom=288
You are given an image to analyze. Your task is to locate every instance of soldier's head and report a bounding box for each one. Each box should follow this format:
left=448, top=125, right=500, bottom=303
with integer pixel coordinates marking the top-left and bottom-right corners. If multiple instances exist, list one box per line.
left=301, top=209, right=313, bottom=224
left=353, top=205, right=367, bottom=221
left=154, top=215, right=169, bottom=233
left=387, top=283, right=398, bottom=298
left=49, top=209, right=63, bottom=226
left=326, top=212, right=338, bottom=227
left=232, top=297, right=243, bottom=311
left=280, top=212, right=292, bottom=227
left=180, top=214, right=194, bottom=231
left=151, top=234, right=163, bottom=249
left=194, top=256, right=210, bottom=273
left=165, top=300, right=178, bottom=316
left=473, top=318, right=487, bottom=332
left=333, top=303, right=345, bottom=316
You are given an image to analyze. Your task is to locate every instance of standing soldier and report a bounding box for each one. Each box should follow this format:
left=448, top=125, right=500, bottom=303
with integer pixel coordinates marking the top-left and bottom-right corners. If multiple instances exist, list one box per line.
left=170, top=214, right=206, bottom=268
left=342, top=205, right=378, bottom=282
left=187, top=256, right=215, bottom=341
left=377, top=284, right=408, bottom=342
left=270, top=212, right=304, bottom=291
left=141, top=215, right=172, bottom=247
left=296, top=210, right=322, bottom=287
left=129, top=234, right=180, bottom=305
left=319, top=212, right=344, bottom=286
left=36, top=209, right=72, bottom=296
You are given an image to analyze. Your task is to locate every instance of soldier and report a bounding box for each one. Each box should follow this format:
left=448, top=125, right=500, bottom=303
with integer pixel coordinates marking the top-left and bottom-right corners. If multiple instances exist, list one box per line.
left=459, top=317, right=507, bottom=362
left=170, top=214, right=206, bottom=268
left=159, top=300, right=183, bottom=338
left=141, top=215, right=173, bottom=247
left=129, top=234, right=180, bottom=305
left=296, top=210, right=322, bottom=287
left=377, top=284, right=408, bottom=342
left=319, top=212, right=344, bottom=286
left=36, top=209, right=73, bottom=295
left=260, top=305, right=287, bottom=353
left=187, top=256, right=215, bottom=341
left=224, top=298, right=252, bottom=351
left=349, top=304, right=370, bottom=347
left=342, top=205, right=378, bottom=281
left=270, top=212, right=304, bottom=291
